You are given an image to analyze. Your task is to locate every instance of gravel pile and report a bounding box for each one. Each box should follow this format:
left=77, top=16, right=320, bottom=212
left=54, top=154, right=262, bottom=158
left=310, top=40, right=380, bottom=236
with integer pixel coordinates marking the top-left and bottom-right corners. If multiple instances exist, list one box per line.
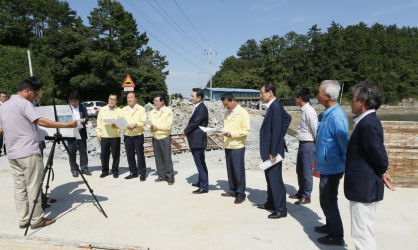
left=43, top=101, right=299, bottom=172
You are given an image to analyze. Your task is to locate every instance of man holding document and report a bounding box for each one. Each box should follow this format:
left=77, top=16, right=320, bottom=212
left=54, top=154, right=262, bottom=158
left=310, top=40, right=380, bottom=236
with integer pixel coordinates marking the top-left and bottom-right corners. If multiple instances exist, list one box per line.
left=149, top=93, right=174, bottom=185
left=257, top=82, right=291, bottom=219
left=95, top=93, right=122, bottom=178
left=220, top=93, right=250, bottom=204
left=121, top=92, right=147, bottom=181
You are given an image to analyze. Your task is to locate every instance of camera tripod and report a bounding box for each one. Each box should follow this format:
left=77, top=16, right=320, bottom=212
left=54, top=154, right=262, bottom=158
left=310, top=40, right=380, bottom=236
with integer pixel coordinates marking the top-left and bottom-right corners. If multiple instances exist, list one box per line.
left=24, top=101, right=107, bottom=236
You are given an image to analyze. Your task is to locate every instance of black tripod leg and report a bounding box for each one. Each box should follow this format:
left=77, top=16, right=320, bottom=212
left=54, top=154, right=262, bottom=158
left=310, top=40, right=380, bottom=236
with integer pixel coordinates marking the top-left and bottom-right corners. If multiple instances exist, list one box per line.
left=24, top=140, right=58, bottom=236
left=43, top=139, right=56, bottom=206
left=61, top=139, right=107, bottom=218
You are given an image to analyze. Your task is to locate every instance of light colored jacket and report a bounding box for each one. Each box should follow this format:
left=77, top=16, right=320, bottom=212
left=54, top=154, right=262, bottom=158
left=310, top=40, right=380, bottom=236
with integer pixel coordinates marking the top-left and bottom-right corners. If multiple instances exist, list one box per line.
left=95, top=105, right=122, bottom=138
left=121, top=104, right=146, bottom=136
left=222, top=105, right=251, bottom=149
left=148, top=106, right=172, bottom=140
left=315, top=104, right=349, bottom=174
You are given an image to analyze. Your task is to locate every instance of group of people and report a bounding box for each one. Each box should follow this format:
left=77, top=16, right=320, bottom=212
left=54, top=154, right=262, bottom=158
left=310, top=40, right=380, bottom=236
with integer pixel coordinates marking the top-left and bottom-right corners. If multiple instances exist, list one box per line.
left=0, top=77, right=395, bottom=249
left=287, top=80, right=396, bottom=249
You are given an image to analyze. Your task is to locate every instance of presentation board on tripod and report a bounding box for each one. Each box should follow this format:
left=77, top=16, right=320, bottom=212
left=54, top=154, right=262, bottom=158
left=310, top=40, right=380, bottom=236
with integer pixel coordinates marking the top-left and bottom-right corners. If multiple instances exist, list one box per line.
left=36, top=105, right=81, bottom=140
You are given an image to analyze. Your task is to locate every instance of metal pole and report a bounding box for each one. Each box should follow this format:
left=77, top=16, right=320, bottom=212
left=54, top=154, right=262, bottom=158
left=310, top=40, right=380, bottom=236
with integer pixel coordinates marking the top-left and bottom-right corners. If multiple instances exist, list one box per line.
left=339, top=82, right=344, bottom=104
left=27, top=50, right=33, bottom=76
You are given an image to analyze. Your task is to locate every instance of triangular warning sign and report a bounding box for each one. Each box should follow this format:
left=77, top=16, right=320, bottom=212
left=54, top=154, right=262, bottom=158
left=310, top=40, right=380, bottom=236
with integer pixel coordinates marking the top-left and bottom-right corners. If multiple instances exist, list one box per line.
left=122, top=74, right=135, bottom=88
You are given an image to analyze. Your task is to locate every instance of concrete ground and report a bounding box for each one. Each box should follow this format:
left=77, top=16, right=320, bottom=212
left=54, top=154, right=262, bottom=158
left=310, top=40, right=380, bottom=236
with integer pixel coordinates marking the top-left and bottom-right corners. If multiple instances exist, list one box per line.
left=0, top=154, right=417, bottom=250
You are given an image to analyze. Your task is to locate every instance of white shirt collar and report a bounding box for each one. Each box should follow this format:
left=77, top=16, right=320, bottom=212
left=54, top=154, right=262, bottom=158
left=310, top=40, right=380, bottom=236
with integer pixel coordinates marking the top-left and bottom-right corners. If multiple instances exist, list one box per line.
left=353, top=109, right=376, bottom=125
left=193, top=101, right=202, bottom=109
left=265, top=98, right=276, bottom=109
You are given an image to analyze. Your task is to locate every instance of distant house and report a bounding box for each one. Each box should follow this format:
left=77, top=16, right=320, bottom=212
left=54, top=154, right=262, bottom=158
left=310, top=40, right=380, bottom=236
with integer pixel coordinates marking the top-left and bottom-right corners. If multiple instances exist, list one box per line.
left=203, top=88, right=260, bottom=101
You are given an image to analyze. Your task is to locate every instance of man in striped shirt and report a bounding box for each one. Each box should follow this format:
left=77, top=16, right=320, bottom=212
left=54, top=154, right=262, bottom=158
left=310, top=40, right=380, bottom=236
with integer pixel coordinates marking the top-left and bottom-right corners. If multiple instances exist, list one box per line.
left=289, top=88, right=317, bottom=205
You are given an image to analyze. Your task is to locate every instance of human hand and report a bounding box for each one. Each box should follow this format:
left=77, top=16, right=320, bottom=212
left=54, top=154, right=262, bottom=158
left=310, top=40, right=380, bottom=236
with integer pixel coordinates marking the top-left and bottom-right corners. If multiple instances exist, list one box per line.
left=111, top=124, right=117, bottom=128
left=382, top=172, right=396, bottom=191
left=269, top=154, right=276, bottom=164
left=97, top=135, right=101, bottom=142
left=224, top=132, right=231, bottom=137
left=67, top=120, right=78, bottom=128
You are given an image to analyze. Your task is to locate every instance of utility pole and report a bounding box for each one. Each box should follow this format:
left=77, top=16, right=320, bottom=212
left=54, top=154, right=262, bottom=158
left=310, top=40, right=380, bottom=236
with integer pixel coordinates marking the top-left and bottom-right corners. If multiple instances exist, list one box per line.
left=204, top=45, right=216, bottom=101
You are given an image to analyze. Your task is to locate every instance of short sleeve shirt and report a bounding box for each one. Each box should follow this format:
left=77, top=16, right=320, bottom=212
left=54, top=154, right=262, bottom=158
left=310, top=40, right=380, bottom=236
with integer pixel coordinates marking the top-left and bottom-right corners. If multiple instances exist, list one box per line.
left=0, top=95, right=41, bottom=159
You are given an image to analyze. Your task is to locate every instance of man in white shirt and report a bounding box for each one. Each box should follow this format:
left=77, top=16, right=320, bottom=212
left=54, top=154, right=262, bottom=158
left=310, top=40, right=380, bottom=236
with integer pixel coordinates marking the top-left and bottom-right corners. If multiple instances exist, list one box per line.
left=289, top=88, right=317, bottom=205
left=67, top=91, right=90, bottom=177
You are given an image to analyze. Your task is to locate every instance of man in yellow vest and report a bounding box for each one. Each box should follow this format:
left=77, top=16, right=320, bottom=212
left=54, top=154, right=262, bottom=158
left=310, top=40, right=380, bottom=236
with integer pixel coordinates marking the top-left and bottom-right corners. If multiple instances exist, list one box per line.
left=121, top=92, right=147, bottom=181
left=221, top=93, right=251, bottom=204
left=149, top=93, right=174, bottom=185
left=95, top=93, right=122, bottom=178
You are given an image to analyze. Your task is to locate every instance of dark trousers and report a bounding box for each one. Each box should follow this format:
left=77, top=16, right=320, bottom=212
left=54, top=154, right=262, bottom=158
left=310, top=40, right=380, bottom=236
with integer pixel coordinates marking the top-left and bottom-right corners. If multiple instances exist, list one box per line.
left=153, top=136, right=174, bottom=180
left=319, top=172, right=345, bottom=238
left=225, top=148, right=246, bottom=199
left=264, top=162, right=287, bottom=215
left=0, top=134, right=5, bottom=155
left=124, top=135, right=146, bottom=176
left=191, top=148, right=209, bottom=190
left=67, top=129, right=88, bottom=173
left=101, top=137, right=121, bottom=174
left=296, top=142, right=315, bottom=198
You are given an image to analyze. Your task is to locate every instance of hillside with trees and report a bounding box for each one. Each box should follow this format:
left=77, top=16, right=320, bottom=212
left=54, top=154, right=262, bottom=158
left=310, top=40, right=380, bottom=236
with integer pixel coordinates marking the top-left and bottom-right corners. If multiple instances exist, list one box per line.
left=0, top=0, right=168, bottom=104
left=212, top=22, right=418, bottom=103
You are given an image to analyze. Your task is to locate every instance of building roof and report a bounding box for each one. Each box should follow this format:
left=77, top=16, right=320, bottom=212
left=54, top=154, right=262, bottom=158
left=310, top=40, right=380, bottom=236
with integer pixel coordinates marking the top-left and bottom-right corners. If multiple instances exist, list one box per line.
left=203, top=87, right=259, bottom=93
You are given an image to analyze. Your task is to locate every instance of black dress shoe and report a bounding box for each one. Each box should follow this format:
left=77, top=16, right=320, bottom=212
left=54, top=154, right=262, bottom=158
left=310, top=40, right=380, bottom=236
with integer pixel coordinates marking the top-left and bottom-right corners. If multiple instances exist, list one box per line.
left=82, top=170, right=92, bottom=176
left=256, top=204, right=275, bottom=210
left=167, top=179, right=175, bottom=185
left=192, top=188, right=208, bottom=194
left=113, top=173, right=119, bottom=178
left=72, top=172, right=79, bottom=178
left=221, top=192, right=234, bottom=197
left=41, top=203, right=51, bottom=210
left=317, top=235, right=345, bottom=246
left=289, top=193, right=302, bottom=199
left=234, top=198, right=245, bottom=204
left=46, top=197, right=57, bottom=204
left=314, top=225, right=330, bottom=234
left=125, top=173, right=138, bottom=179
left=268, top=212, right=287, bottom=219
left=139, top=175, right=146, bottom=181
left=191, top=182, right=200, bottom=187
left=100, top=173, right=108, bottom=178
left=155, top=177, right=167, bottom=182
left=295, top=197, right=311, bottom=205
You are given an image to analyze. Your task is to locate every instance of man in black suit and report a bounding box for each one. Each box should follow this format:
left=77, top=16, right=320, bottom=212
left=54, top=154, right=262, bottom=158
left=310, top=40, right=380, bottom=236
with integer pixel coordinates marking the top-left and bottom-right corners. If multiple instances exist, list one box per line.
left=67, top=91, right=91, bottom=177
left=183, top=88, right=209, bottom=194
left=345, top=82, right=395, bottom=249
left=257, top=82, right=291, bottom=219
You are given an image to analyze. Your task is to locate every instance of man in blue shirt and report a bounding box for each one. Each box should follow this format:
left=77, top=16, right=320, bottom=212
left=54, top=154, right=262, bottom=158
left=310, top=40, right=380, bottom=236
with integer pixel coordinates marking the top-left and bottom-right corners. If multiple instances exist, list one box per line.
left=314, top=80, right=349, bottom=246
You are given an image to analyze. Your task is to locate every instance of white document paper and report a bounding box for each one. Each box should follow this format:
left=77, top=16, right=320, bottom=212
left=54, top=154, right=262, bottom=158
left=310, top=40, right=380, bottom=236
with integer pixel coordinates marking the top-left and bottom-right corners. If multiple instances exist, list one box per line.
left=76, top=118, right=85, bottom=123
left=140, top=120, right=153, bottom=126
left=184, top=137, right=190, bottom=149
left=199, top=126, right=229, bottom=134
left=259, top=154, right=284, bottom=170
left=36, top=105, right=81, bottom=140
left=114, top=117, right=129, bottom=130
left=103, top=118, right=115, bottom=124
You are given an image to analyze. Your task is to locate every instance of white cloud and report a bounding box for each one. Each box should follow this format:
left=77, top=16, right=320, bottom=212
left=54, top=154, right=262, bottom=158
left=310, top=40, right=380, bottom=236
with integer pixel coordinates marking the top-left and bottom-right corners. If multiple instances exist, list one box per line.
left=372, top=3, right=418, bottom=17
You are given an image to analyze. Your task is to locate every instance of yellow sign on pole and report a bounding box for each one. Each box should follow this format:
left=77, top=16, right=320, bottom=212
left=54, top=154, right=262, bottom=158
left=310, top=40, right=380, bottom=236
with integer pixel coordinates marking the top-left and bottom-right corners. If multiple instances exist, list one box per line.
left=122, top=74, right=135, bottom=91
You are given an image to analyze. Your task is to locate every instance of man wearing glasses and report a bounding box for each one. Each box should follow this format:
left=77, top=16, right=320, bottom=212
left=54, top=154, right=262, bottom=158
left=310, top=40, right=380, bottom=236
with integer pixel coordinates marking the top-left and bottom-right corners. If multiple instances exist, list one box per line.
left=95, top=93, right=122, bottom=178
left=68, top=91, right=91, bottom=177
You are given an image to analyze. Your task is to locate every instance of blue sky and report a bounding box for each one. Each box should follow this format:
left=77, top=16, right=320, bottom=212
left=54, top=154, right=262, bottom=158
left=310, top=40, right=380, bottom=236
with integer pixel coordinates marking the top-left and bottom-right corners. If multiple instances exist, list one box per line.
left=67, top=0, right=418, bottom=97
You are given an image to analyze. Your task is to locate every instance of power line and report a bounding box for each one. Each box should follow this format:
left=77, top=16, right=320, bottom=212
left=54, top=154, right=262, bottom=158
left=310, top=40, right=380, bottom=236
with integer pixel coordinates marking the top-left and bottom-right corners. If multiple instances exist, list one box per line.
left=152, top=0, right=206, bottom=51
left=125, top=0, right=206, bottom=63
left=174, top=0, right=211, bottom=47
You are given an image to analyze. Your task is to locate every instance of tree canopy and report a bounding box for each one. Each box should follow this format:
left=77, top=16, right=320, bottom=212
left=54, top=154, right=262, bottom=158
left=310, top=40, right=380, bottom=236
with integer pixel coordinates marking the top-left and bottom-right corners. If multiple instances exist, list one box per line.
left=0, top=0, right=168, bottom=105
left=212, top=22, right=418, bottom=103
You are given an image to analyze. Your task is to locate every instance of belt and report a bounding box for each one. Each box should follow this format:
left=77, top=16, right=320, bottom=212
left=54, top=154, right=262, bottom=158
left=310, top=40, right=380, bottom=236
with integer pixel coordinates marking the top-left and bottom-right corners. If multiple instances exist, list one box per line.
left=299, top=141, right=314, bottom=144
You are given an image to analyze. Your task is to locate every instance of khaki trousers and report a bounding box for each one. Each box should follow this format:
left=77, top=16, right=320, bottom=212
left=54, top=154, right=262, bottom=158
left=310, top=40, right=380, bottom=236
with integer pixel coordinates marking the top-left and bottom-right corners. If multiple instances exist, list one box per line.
left=350, top=200, right=379, bottom=250
left=9, top=154, right=44, bottom=226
